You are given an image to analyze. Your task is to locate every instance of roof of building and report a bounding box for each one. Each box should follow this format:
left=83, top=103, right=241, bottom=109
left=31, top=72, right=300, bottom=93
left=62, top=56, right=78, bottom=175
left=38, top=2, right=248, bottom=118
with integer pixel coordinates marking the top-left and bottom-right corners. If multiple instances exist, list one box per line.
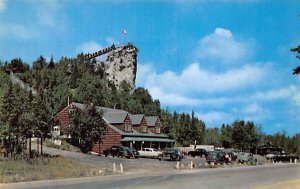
left=103, top=112, right=129, bottom=124
left=72, top=102, right=126, bottom=114
left=129, top=114, right=145, bottom=125
left=120, top=137, right=175, bottom=143
left=107, top=124, right=167, bottom=138
left=145, top=116, right=159, bottom=127
left=70, top=102, right=165, bottom=138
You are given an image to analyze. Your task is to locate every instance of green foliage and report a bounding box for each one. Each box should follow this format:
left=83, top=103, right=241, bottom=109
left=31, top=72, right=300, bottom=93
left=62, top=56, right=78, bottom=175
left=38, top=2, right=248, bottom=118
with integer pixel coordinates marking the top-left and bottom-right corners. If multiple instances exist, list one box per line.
left=220, top=124, right=232, bottom=148
left=231, top=120, right=260, bottom=150
left=69, top=104, right=107, bottom=153
left=203, top=128, right=221, bottom=147
left=160, top=110, right=206, bottom=146
left=1, top=58, right=29, bottom=73
left=1, top=52, right=299, bottom=155
left=290, top=45, right=300, bottom=74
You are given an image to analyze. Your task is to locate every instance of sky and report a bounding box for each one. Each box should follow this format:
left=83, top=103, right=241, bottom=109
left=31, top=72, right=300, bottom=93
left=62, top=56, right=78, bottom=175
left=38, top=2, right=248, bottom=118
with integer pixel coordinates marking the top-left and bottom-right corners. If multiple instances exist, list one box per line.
left=1, top=0, right=300, bottom=136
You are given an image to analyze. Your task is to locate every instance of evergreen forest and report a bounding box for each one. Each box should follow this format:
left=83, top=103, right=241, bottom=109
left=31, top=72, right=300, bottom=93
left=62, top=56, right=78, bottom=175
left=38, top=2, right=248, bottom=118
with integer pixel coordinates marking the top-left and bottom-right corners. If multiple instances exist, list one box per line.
left=0, top=55, right=299, bottom=157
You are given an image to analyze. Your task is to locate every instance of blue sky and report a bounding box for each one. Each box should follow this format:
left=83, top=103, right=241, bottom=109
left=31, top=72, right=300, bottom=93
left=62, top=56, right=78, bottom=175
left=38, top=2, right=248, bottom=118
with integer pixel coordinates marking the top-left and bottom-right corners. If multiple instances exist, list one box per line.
left=1, top=0, right=300, bottom=135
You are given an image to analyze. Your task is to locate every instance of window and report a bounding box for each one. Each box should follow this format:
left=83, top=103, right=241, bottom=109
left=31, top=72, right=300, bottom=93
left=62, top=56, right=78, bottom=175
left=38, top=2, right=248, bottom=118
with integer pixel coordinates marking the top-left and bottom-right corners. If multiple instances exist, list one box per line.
left=142, top=126, right=147, bottom=133
left=125, top=124, right=132, bottom=132
left=155, top=127, right=160, bottom=134
left=68, top=108, right=74, bottom=114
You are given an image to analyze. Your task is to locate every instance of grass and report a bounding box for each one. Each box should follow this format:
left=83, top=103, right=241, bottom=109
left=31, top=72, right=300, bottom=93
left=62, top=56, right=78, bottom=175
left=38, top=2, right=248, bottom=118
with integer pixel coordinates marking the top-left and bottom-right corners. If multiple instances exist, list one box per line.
left=45, top=139, right=81, bottom=152
left=0, top=156, right=112, bottom=183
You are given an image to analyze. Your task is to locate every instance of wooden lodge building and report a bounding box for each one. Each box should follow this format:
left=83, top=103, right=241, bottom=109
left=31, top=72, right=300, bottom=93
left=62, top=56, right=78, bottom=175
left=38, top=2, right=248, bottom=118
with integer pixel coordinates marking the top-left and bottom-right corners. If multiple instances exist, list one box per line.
left=53, top=102, right=175, bottom=154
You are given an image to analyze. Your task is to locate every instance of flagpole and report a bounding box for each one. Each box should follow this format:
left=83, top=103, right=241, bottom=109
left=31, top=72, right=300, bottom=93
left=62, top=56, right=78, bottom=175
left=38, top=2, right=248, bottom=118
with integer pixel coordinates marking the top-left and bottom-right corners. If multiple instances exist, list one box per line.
left=122, top=29, right=126, bottom=45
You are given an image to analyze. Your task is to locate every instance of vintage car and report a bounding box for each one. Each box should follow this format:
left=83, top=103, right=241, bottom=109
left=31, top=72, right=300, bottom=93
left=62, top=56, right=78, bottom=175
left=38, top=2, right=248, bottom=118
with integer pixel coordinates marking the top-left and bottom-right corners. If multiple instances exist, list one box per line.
left=272, top=153, right=299, bottom=163
left=138, top=148, right=162, bottom=158
left=206, top=151, right=227, bottom=164
left=127, top=147, right=140, bottom=158
left=103, top=145, right=134, bottom=158
left=237, top=152, right=257, bottom=164
left=188, top=148, right=209, bottom=158
left=158, top=148, right=183, bottom=161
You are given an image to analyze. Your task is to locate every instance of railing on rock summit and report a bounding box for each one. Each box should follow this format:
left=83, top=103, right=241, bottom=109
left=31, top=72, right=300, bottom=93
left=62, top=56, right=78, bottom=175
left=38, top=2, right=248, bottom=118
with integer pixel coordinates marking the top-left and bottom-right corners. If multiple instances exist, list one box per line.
left=84, top=42, right=135, bottom=60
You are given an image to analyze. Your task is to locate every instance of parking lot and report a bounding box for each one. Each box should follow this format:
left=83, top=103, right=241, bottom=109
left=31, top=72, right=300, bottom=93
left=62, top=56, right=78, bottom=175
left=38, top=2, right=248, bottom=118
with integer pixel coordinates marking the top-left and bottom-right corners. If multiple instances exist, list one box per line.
left=40, top=145, right=290, bottom=174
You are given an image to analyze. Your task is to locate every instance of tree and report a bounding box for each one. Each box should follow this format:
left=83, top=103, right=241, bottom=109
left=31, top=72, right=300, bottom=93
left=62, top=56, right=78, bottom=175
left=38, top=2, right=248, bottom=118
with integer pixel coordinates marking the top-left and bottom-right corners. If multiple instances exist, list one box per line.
left=220, top=124, right=233, bottom=148
left=291, top=46, right=300, bottom=74
left=69, top=103, right=107, bottom=153
left=231, top=120, right=260, bottom=151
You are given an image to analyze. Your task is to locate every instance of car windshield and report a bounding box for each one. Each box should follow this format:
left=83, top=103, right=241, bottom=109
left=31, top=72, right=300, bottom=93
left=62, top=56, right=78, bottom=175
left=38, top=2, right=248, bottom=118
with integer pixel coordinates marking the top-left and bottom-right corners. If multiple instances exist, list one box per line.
left=208, top=152, right=217, bottom=158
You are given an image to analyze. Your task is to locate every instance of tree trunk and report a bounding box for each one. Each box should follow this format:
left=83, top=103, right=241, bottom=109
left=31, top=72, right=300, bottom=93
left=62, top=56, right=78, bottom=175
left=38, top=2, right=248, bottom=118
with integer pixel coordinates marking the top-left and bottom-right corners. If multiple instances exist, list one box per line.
left=37, top=137, right=39, bottom=157
left=29, top=137, right=32, bottom=158
left=41, top=137, right=43, bottom=156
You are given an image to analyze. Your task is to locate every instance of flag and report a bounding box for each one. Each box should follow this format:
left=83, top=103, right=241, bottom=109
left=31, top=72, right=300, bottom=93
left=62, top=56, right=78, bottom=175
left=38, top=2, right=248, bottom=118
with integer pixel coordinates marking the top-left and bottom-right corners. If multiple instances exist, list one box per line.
left=122, top=29, right=126, bottom=35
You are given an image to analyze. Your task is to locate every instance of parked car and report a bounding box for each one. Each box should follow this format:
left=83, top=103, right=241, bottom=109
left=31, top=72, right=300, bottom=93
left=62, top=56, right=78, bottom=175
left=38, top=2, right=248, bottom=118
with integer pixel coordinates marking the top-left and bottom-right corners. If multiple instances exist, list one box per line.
left=272, top=153, right=299, bottom=163
left=126, top=147, right=140, bottom=158
left=138, top=148, right=162, bottom=158
left=222, top=149, right=238, bottom=162
left=206, top=151, right=227, bottom=164
left=237, top=152, right=257, bottom=164
left=188, top=148, right=209, bottom=158
left=103, top=145, right=132, bottom=158
left=158, top=148, right=183, bottom=161
left=266, top=153, right=277, bottom=160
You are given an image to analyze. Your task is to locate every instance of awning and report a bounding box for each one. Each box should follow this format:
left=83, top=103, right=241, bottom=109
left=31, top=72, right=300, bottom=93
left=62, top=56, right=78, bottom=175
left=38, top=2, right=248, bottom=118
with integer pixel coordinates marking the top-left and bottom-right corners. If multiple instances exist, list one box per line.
left=120, top=137, right=175, bottom=143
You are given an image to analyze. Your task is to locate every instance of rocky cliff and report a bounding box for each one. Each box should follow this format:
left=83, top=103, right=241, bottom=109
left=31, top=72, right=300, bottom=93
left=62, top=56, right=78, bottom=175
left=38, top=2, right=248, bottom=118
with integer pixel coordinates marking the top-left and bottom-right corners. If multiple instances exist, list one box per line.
left=104, top=43, right=138, bottom=89
left=86, top=43, right=138, bottom=90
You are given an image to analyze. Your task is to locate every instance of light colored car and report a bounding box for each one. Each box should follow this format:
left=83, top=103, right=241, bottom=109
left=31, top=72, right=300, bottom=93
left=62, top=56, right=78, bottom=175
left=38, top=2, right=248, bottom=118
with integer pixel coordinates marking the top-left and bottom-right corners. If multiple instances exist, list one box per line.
left=138, top=148, right=162, bottom=158
left=237, top=152, right=257, bottom=164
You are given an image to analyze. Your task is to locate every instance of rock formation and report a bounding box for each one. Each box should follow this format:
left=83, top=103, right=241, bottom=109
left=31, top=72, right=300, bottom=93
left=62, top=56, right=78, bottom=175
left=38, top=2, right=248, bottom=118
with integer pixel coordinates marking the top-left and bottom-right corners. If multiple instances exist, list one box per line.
left=85, top=43, right=138, bottom=90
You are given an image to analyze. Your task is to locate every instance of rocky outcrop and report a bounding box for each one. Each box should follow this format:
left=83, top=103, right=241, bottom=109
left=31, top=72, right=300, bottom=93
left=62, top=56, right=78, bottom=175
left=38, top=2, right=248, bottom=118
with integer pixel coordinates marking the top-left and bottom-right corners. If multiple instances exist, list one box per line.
left=104, top=43, right=138, bottom=89
left=7, top=69, right=37, bottom=95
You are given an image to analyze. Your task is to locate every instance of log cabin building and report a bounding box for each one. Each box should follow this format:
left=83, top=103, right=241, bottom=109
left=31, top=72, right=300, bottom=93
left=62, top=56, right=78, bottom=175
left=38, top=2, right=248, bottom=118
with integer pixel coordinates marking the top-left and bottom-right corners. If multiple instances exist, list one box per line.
left=53, top=102, right=175, bottom=154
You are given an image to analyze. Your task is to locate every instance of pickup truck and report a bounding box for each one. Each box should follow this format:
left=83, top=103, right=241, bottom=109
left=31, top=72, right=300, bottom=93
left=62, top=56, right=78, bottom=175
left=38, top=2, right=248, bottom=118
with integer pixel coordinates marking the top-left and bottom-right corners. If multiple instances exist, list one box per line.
left=138, top=148, right=162, bottom=158
left=272, top=153, right=299, bottom=163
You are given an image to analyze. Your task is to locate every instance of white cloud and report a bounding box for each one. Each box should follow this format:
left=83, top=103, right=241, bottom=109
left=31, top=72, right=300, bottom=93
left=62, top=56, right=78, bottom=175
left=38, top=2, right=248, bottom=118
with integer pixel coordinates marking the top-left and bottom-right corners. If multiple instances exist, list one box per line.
left=195, top=27, right=253, bottom=64
left=139, top=62, right=267, bottom=96
left=242, top=103, right=263, bottom=114
left=0, top=23, right=39, bottom=39
left=294, top=93, right=300, bottom=106
left=29, top=0, right=66, bottom=29
left=249, top=86, right=297, bottom=102
left=77, top=41, right=103, bottom=54
left=106, top=37, right=120, bottom=46
left=196, top=111, right=233, bottom=126
left=0, top=0, right=6, bottom=12
left=137, top=61, right=268, bottom=106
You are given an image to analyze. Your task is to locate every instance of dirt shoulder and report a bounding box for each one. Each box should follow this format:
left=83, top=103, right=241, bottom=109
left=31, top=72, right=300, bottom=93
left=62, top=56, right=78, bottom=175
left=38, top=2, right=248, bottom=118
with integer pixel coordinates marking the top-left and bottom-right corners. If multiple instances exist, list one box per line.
left=255, top=178, right=300, bottom=189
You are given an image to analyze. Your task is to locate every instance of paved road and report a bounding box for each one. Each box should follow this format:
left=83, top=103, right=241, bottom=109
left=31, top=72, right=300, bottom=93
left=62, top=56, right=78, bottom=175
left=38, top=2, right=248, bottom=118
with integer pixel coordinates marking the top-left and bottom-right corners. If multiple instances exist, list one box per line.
left=3, top=163, right=300, bottom=189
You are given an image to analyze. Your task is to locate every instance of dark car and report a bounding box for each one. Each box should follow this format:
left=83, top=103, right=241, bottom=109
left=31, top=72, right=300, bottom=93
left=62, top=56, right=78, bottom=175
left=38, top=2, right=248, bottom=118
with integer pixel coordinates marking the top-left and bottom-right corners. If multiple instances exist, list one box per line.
left=272, top=153, right=299, bottom=163
left=206, top=151, right=226, bottom=164
left=188, top=148, right=209, bottom=157
left=222, top=149, right=238, bottom=162
left=103, top=145, right=132, bottom=158
left=126, top=147, right=140, bottom=158
left=158, top=148, right=183, bottom=161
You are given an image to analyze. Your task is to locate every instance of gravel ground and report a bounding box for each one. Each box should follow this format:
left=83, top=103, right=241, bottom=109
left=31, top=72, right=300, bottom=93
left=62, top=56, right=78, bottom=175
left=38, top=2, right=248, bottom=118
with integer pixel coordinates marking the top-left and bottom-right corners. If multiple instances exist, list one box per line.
left=40, top=146, right=293, bottom=174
